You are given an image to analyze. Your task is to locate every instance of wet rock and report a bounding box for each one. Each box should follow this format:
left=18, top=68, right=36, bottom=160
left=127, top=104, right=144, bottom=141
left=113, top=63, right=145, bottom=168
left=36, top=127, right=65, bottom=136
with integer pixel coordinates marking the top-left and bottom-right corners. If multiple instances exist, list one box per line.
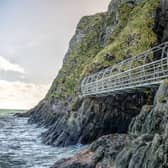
left=42, top=92, right=154, bottom=147
left=25, top=0, right=168, bottom=167
left=51, top=150, right=95, bottom=168
left=51, top=134, right=132, bottom=168
left=28, top=99, right=68, bottom=128
left=25, top=0, right=159, bottom=148
left=51, top=80, right=168, bottom=168
left=15, top=111, right=31, bottom=118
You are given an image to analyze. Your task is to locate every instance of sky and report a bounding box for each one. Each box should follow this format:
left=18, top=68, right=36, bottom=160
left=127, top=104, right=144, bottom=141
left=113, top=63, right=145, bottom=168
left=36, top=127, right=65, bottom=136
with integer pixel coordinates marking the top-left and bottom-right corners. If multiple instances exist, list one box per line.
left=0, top=0, right=110, bottom=110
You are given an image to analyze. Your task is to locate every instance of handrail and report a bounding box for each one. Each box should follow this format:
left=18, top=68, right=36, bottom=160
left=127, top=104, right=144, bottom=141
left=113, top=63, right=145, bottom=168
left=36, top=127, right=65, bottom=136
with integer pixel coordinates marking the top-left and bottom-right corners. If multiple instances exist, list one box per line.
left=81, top=42, right=168, bottom=96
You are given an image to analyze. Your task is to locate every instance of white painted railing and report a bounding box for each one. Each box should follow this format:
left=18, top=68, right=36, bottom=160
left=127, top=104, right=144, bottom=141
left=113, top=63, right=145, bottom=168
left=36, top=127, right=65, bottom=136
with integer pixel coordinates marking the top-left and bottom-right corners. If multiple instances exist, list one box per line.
left=81, top=42, right=168, bottom=96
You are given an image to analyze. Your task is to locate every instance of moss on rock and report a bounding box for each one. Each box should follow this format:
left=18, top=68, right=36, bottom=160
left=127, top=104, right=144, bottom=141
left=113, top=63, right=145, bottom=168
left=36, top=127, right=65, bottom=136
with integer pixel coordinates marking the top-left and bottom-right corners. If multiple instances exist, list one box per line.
left=82, top=0, right=160, bottom=75
left=47, top=0, right=160, bottom=100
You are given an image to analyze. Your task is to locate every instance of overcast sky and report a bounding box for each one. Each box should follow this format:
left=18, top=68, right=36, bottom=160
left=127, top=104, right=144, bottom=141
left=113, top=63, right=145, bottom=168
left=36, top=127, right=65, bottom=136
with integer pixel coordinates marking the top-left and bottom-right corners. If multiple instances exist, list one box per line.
left=0, top=0, right=110, bottom=109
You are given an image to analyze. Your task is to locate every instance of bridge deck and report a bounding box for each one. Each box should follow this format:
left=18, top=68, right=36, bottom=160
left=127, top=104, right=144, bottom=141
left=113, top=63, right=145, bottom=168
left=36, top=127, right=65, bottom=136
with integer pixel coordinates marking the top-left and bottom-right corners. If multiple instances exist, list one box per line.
left=81, top=42, right=168, bottom=97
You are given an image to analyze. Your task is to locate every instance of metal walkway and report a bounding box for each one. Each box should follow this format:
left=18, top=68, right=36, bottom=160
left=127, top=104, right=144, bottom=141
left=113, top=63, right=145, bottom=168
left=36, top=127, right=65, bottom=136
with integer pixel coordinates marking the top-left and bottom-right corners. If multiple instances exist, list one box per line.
left=81, top=42, right=168, bottom=97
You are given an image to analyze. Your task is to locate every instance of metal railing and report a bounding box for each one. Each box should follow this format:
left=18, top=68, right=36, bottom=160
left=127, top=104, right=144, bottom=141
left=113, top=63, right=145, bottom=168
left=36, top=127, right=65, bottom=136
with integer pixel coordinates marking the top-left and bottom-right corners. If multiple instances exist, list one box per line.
left=81, top=42, right=168, bottom=96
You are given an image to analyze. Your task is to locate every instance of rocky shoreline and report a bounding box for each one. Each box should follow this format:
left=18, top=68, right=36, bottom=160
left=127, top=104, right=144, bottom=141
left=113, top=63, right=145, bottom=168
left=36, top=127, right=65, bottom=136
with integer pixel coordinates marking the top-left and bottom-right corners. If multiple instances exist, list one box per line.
left=18, top=0, right=168, bottom=167
left=51, top=81, right=168, bottom=168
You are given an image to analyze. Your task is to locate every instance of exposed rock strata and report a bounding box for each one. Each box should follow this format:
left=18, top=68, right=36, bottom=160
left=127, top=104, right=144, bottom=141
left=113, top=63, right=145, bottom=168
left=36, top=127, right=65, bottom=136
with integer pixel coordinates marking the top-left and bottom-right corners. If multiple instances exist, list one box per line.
left=51, top=80, right=168, bottom=168
left=42, top=93, right=153, bottom=146
left=51, top=134, right=132, bottom=168
left=115, top=81, right=168, bottom=168
left=26, top=0, right=159, bottom=147
left=18, top=0, right=168, bottom=167
left=153, top=0, right=168, bottom=42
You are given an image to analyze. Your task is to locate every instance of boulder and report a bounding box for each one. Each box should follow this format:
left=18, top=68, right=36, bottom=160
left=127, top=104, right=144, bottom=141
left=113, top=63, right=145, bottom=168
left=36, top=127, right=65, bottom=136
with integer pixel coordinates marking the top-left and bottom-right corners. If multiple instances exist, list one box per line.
left=51, top=134, right=132, bottom=168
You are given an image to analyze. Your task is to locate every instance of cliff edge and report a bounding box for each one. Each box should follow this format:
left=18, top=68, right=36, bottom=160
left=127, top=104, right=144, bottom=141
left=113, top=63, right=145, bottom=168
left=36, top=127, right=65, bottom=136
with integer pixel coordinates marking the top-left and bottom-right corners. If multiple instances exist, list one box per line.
left=51, top=80, right=168, bottom=168
left=21, top=0, right=168, bottom=167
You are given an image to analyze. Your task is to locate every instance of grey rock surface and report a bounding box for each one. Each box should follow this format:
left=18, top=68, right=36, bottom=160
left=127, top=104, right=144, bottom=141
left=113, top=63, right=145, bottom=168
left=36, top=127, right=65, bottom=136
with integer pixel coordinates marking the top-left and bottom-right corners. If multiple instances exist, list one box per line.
left=50, top=80, right=168, bottom=168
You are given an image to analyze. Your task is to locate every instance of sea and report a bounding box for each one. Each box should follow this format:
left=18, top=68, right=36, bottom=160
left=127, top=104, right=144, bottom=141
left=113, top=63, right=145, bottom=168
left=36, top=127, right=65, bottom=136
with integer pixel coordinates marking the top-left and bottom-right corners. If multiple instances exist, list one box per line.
left=0, top=109, right=84, bottom=168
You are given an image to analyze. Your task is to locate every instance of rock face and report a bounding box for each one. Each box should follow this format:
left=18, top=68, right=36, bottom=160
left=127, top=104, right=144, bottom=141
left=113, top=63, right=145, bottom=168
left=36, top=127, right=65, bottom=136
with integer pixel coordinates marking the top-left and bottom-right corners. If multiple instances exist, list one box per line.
left=17, top=0, right=168, bottom=167
left=21, top=0, right=168, bottom=167
left=42, top=93, right=153, bottom=146
left=51, top=134, right=132, bottom=168
left=51, top=80, right=168, bottom=168
left=153, top=0, right=168, bottom=42
left=115, top=80, right=168, bottom=168
left=28, top=99, right=68, bottom=127
left=26, top=0, right=160, bottom=147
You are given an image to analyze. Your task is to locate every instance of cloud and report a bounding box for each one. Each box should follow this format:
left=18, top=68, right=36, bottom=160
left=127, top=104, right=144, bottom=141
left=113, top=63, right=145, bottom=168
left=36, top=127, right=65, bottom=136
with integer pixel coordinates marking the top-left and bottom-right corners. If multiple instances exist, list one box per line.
left=0, top=0, right=110, bottom=109
left=0, top=56, right=25, bottom=74
left=0, top=80, right=49, bottom=109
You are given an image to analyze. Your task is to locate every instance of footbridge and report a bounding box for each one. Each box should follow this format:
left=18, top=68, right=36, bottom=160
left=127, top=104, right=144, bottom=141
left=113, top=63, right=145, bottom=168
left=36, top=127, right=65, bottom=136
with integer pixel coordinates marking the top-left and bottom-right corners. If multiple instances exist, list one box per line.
left=81, top=42, right=168, bottom=97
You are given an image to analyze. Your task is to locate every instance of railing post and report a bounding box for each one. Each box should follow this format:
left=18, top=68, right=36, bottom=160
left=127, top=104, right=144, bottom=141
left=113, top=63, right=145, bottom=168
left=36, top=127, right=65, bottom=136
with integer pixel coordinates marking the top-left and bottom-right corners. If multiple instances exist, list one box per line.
left=153, top=62, right=156, bottom=80
left=161, top=45, right=166, bottom=74
left=142, top=65, right=145, bottom=84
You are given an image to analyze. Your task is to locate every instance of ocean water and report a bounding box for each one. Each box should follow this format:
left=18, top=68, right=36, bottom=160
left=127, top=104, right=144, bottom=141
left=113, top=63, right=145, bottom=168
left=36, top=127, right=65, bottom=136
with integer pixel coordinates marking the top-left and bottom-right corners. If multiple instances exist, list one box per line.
left=0, top=109, right=25, bottom=116
left=0, top=110, right=85, bottom=168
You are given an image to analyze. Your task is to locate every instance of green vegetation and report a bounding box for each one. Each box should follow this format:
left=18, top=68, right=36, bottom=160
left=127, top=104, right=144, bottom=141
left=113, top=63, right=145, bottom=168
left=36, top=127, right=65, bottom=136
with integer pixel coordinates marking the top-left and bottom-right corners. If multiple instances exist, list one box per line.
left=163, top=79, right=168, bottom=87
left=82, top=0, right=160, bottom=74
left=47, top=13, right=106, bottom=99
left=47, top=0, right=160, bottom=100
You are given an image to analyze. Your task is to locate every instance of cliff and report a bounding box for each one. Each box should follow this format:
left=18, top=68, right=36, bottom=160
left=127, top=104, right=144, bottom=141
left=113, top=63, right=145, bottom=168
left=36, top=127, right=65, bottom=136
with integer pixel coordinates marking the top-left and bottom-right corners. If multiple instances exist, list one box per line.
left=28, top=0, right=160, bottom=144
left=23, top=0, right=168, bottom=167
left=51, top=80, right=168, bottom=168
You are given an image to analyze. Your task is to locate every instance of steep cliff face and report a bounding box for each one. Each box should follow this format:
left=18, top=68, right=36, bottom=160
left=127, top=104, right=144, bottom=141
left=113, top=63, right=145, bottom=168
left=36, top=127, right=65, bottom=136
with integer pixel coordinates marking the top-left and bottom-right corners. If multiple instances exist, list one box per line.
left=42, top=93, right=155, bottom=147
left=115, top=81, right=168, bottom=168
left=51, top=80, right=168, bottom=168
left=24, top=0, right=168, bottom=167
left=31, top=0, right=159, bottom=103
left=28, top=0, right=161, bottom=147
left=153, top=0, right=168, bottom=42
